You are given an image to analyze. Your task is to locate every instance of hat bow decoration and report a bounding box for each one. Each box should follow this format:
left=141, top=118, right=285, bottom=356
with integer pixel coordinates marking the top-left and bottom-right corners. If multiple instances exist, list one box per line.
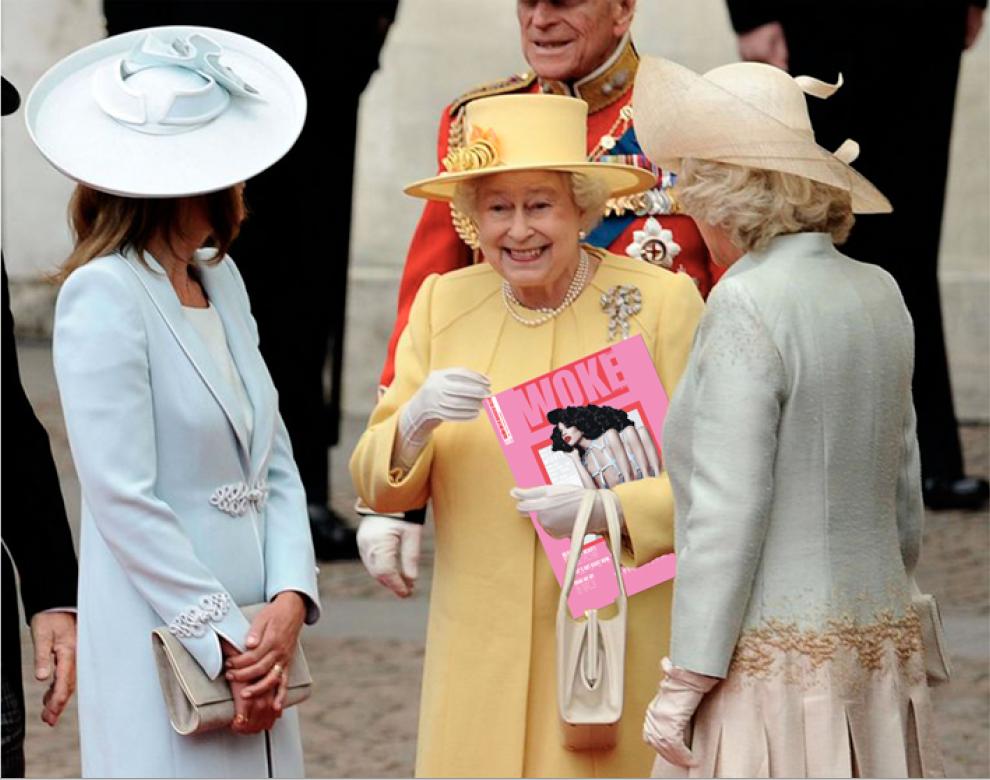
left=92, top=32, right=262, bottom=135
left=793, top=73, right=859, bottom=164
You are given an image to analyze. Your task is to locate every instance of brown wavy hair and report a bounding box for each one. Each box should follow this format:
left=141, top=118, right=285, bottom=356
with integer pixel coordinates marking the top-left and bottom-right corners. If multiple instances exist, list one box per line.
left=53, top=184, right=246, bottom=283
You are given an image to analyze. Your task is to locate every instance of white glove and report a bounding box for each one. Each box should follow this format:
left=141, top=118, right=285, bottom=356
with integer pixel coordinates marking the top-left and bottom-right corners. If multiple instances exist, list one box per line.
left=510, top=484, right=623, bottom=539
left=393, top=368, right=491, bottom=471
left=356, top=514, right=423, bottom=598
left=642, top=657, right=720, bottom=768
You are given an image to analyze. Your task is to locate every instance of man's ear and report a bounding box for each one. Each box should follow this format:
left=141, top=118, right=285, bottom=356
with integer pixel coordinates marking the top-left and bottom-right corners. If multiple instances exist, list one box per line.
left=612, top=0, right=636, bottom=37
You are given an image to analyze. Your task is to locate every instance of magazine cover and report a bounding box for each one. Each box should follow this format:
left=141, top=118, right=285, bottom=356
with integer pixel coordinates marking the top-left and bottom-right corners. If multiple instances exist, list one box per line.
left=484, top=335, right=675, bottom=616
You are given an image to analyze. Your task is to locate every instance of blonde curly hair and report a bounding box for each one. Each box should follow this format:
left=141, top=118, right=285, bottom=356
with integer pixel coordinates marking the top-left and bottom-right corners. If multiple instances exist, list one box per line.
left=676, top=159, right=854, bottom=252
left=452, top=171, right=609, bottom=234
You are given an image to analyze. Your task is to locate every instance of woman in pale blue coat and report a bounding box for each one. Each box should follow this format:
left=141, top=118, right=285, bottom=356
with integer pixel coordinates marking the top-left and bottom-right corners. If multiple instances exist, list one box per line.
left=633, top=59, right=945, bottom=777
left=27, top=26, right=319, bottom=777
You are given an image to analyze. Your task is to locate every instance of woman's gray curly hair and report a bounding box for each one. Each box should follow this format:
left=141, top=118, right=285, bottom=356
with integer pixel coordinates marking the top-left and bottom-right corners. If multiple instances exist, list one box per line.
left=452, top=171, right=610, bottom=234
left=676, top=159, right=855, bottom=252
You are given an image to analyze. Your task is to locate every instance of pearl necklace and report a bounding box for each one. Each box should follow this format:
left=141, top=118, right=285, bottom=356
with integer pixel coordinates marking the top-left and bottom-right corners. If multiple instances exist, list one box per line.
left=502, top=250, right=591, bottom=327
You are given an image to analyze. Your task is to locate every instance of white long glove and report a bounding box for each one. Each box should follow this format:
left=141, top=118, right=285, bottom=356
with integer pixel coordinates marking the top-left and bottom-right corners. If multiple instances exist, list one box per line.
left=642, top=657, right=720, bottom=768
left=510, top=484, right=624, bottom=538
left=393, top=368, right=491, bottom=471
left=355, top=512, right=422, bottom=598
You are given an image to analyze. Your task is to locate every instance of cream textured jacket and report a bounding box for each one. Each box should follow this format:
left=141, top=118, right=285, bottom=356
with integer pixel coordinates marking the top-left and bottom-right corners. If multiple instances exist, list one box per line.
left=661, top=233, right=941, bottom=777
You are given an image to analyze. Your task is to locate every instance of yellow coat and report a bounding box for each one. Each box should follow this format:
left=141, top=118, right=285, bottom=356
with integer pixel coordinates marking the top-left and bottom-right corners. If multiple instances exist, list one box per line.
left=351, top=253, right=704, bottom=778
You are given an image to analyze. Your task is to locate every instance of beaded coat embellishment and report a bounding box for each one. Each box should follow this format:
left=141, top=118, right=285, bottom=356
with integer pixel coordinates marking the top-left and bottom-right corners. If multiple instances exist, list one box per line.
left=168, top=593, right=231, bottom=638
left=601, top=285, right=642, bottom=341
left=210, top=480, right=269, bottom=517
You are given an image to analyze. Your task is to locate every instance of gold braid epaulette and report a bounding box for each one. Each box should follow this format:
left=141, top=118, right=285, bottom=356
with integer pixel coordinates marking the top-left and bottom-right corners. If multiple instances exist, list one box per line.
left=447, top=72, right=537, bottom=253
left=448, top=71, right=537, bottom=117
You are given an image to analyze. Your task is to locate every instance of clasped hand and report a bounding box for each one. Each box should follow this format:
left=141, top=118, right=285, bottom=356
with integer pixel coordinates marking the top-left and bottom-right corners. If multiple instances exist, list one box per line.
left=223, top=591, right=307, bottom=734
left=510, top=484, right=623, bottom=539
left=394, top=368, right=490, bottom=471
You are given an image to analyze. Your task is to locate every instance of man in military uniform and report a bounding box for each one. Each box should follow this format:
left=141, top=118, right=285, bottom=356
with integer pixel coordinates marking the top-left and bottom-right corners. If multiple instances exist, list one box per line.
left=356, top=0, right=721, bottom=598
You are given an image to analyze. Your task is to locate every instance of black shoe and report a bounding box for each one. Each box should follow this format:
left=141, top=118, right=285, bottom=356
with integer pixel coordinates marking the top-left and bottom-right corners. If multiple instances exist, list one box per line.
left=308, top=504, right=360, bottom=561
left=922, top=476, right=990, bottom=511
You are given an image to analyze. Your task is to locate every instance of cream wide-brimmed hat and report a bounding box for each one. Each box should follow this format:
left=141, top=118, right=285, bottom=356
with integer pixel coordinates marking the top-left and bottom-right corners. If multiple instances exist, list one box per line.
left=632, top=57, right=891, bottom=214
left=25, top=26, right=306, bottom=197
left=404, top=94, right=656, bottom=201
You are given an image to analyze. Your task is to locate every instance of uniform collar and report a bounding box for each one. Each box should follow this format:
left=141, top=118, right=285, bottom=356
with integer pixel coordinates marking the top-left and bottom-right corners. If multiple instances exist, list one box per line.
left=538, top=33, right=639, bottom=114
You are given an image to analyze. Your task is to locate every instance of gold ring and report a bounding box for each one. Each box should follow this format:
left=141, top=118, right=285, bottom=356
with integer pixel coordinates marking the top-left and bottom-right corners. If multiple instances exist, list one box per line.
left=234, top=714, right=248, bottom=725
left=271, top=663, right=283, bottom=677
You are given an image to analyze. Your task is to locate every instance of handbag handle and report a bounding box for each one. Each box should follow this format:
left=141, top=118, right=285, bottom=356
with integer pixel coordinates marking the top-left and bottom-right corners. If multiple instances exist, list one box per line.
left=558, top=490, right=627, bottom=619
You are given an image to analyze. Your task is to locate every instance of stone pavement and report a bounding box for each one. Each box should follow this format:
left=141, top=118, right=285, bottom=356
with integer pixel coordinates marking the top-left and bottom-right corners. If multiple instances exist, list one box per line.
left=12, top=339, right=990, bottom=778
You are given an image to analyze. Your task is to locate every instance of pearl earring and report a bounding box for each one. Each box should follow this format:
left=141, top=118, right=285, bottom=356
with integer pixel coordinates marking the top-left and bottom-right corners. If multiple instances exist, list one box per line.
left=578, top=230, right=587, bottom=241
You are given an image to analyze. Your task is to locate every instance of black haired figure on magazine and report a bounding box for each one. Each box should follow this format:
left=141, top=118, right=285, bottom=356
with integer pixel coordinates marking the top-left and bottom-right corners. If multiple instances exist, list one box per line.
left=548, top=404, right=661, bottom=489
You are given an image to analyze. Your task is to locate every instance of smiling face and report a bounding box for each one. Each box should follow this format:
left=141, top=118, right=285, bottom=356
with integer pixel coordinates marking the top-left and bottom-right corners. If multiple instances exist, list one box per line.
left=517, top=0, right=635, bottom=82
left=473, top=170, right=584, bottom=304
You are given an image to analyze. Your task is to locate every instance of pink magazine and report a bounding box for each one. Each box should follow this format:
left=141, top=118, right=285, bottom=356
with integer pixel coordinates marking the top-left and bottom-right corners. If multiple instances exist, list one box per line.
left=484, top=335, right=675, bottom=617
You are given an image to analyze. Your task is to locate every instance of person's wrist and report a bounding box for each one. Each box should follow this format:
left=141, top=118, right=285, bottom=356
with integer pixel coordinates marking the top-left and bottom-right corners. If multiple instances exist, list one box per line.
left=273, top=590, right=307, bottom=622
left=588, top=490, right=624, bottom=534
left=663, top=658, right=720, bottom=693
left=394, top=404, right=439, bottom=472
left=400, top=401, right=441, bottom=442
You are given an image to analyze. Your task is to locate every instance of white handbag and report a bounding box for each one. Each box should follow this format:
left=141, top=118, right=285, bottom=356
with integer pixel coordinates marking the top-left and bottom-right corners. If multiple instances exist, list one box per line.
left=556, top=490, right=627, bottom=750
left=910, top=579, right=952, bottom=686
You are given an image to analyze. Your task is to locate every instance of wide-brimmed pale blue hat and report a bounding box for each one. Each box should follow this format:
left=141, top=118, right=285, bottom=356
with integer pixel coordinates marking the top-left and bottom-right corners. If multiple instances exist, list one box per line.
left=25, top=26, right=306, bottom=197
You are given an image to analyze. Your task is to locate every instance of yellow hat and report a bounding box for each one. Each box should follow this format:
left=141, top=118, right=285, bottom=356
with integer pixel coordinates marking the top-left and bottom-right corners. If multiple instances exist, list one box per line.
left=404, top=94, right=656, bottom=201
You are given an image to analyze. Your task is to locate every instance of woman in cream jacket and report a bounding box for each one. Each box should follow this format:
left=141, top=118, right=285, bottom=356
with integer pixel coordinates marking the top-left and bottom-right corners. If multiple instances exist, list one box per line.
left=635, top=58, right=944, bottom=778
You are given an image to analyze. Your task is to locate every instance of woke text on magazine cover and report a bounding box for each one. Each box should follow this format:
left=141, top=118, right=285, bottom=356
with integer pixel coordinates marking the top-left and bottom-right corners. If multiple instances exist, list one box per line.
left=484, top=335, right=674, bottom=616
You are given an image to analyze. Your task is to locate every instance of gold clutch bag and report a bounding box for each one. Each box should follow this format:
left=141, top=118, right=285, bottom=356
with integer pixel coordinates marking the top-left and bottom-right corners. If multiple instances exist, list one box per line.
left=557, top=490, right=627, bottom=751
left=151, top=602, right=312, bottom=735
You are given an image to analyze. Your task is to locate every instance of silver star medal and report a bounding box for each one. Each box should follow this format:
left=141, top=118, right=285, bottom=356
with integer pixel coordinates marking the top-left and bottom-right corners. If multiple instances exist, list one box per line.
left=625, top=216, right=681, bottom=269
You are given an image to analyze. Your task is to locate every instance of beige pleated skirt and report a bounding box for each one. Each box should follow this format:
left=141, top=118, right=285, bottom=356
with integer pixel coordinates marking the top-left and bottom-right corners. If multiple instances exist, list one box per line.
left=653, top=631, right=944, bottom=778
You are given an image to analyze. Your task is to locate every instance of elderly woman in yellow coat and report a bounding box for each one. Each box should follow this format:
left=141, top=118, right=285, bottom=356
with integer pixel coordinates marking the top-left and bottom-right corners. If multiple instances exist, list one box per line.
left=350, top=94, right=704, bottom=778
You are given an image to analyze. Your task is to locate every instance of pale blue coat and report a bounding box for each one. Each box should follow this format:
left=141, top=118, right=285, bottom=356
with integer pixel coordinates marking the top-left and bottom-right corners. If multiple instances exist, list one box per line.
left=53, top=249, right=321, bottom=778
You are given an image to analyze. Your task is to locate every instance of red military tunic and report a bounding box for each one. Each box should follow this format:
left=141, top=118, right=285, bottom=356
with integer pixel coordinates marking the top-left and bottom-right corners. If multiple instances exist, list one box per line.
left=380, top=37, right=722, bottom=387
